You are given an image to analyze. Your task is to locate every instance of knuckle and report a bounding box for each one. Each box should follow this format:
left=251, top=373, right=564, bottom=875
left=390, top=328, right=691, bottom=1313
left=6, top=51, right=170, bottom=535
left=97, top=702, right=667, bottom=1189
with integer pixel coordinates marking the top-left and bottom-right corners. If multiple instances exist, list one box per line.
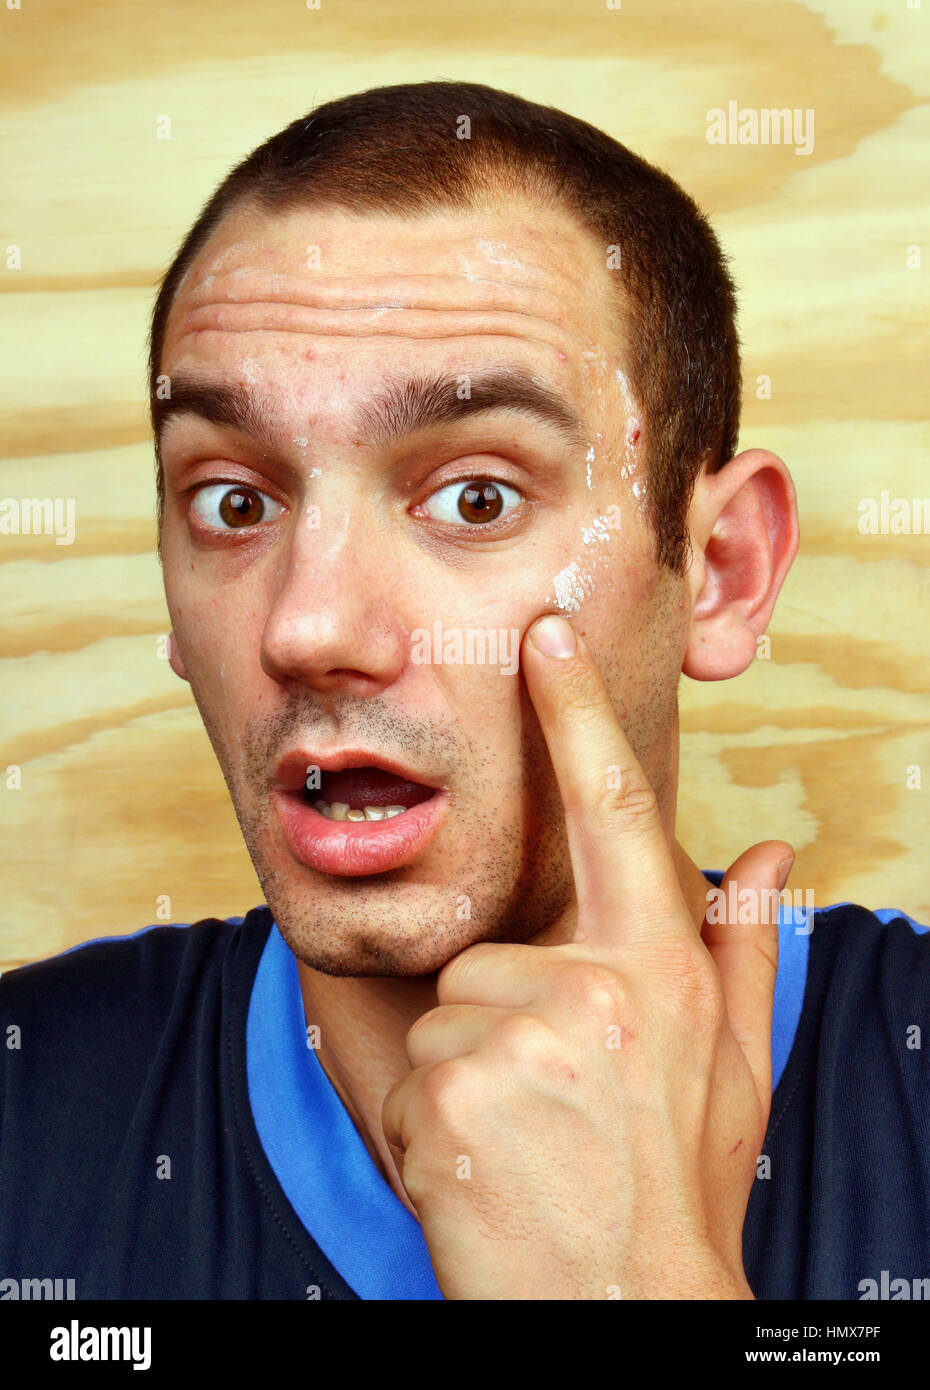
left=594, top=774, right=659, bottom=828
left=556, top=962, right=626, bottom=1017
left=436, top=941, right=491, bottom=1002
left=419, top=1058, right=470, bottom=1120
left=491, top=1012, right=555, bottom=1064
left=405, top=1006, right=438, bottom=1051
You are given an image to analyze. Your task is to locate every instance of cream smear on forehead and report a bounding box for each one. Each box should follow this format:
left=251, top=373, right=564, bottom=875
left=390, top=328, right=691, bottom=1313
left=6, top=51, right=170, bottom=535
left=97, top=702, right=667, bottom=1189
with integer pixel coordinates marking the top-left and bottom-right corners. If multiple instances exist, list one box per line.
left=456, top=235, right=539, bottom=284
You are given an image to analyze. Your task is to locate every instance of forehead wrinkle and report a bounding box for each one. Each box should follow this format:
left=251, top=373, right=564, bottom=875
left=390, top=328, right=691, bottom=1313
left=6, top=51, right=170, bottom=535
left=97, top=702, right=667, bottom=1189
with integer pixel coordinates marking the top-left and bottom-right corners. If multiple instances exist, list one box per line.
left=183, top=271, right=566, bottom=317
left=175, top=301, right=584, bottom=365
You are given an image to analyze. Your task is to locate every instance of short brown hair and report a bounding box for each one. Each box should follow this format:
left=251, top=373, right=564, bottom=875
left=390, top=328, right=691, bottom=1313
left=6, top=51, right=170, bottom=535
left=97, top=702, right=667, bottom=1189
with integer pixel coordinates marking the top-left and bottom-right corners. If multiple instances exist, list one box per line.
left=149, top=80, right=740, bottom=573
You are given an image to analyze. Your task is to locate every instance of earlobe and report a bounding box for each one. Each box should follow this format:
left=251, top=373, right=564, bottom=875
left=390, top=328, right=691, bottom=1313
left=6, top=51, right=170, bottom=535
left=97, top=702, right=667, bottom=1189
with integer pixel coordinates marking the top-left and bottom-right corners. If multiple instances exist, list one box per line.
left=682, top=450, right=799, bottom=682
left=167, top=631, right=189, bottom=682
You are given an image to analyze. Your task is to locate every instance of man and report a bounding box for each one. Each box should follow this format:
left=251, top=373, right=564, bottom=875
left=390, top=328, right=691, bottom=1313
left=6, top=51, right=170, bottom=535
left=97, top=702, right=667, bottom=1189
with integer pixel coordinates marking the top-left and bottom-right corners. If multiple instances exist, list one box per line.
left=1, top=81, right=927, bottom=1301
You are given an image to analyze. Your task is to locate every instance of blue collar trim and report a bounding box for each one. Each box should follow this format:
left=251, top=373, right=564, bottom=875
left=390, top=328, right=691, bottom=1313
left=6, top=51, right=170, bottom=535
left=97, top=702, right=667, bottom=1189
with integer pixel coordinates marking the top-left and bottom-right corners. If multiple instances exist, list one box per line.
left=246, top=921, right=443, bottom=1299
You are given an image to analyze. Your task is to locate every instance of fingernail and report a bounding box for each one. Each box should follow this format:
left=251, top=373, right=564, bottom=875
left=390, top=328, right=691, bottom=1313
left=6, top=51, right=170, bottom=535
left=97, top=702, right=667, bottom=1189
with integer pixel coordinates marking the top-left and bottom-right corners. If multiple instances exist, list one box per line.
left=529, top=615, right=577, bottom=659
left=776, top=856, right=795, bottom=892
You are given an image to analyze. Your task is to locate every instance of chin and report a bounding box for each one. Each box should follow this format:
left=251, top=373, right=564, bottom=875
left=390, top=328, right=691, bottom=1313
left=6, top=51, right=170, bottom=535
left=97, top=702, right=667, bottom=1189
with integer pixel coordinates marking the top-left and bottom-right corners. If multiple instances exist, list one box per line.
left=265, top=883, right=483, bottom=979
left=246, top=815, right=569, bottom=977
left=278, top=921, right=472, bottom=980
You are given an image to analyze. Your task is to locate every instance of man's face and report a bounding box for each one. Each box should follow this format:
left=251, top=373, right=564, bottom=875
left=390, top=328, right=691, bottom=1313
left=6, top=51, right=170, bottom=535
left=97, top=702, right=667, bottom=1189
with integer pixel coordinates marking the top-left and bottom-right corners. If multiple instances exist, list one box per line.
left=157, top=195, right=689, bottom=976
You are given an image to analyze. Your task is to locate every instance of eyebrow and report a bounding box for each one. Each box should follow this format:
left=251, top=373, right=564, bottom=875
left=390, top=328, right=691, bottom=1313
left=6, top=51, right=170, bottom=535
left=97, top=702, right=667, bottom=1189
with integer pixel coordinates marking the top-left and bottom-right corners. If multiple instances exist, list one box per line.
left=152, top=366, right=589, bottom=455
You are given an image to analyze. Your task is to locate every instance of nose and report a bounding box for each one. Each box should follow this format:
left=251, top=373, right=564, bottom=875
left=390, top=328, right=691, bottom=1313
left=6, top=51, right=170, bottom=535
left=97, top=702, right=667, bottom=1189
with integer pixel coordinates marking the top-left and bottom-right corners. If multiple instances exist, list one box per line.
left=260, top=503, right=409, bottom=699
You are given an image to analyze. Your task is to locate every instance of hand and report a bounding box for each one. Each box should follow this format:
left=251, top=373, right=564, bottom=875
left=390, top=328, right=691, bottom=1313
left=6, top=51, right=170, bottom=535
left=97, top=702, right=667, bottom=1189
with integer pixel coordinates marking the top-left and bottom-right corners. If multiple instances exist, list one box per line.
left=382, top=614, right=792, bottom=1299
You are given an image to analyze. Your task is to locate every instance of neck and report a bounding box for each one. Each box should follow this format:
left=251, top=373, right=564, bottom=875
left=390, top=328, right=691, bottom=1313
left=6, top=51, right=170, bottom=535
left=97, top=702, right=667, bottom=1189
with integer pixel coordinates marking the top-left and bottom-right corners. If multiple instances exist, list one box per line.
left=296, top=847, right=711, bottom=1217
left=297, top=961, right=439, bottom=1216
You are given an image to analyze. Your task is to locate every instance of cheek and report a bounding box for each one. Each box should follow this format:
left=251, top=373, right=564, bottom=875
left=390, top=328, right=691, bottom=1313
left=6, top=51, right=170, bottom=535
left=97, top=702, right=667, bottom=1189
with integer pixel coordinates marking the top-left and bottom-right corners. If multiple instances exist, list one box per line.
left=538, top=459, right=655, bottom=624
left=166, top=570, right=261, bottom=704
left=587, top=570, right=689, bottom=751
left=427, top=513, right=658, bottom=679
left=544, top=511, right=655, bottom=627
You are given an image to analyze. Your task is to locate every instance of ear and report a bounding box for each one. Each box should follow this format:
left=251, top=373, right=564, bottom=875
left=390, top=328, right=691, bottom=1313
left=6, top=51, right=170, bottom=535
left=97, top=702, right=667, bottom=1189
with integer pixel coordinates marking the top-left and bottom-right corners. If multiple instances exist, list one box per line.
left=682, top=449, right=798, bottom=681
left=167, top=631, right=190, bottom=682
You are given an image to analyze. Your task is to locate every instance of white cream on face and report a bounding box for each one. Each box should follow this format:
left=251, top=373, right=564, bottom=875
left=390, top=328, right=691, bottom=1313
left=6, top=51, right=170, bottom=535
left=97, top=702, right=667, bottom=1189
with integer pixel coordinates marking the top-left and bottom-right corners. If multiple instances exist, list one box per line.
left=545, top=378, right=646, bottom=617
left=613, top=372, right=649, bottom=516
left=581, top=514, right=614, bottom=545
left=457, top=235, right=539, bottom=286
left=290, top=436, right=322, bottom=479
left=550, top=560, right=590, bottom=613
left=614, top=366, right=635, bottom=414
left=547, top=492, right=621, bottom=615
left=625, top=421, right=648, bottom=514
left=474, top=237, right=530, bottom=271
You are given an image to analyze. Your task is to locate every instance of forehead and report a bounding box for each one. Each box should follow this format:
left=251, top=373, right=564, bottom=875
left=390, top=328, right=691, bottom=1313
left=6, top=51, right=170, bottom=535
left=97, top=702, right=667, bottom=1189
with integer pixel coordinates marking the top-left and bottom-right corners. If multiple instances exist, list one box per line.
left=160, top=198, right=628, bottom=410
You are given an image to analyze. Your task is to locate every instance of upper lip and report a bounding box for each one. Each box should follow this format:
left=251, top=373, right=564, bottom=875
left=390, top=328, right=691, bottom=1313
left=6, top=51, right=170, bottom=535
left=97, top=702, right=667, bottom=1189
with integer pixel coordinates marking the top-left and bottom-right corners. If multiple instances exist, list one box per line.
left=273, top=748, right=444, bottom=795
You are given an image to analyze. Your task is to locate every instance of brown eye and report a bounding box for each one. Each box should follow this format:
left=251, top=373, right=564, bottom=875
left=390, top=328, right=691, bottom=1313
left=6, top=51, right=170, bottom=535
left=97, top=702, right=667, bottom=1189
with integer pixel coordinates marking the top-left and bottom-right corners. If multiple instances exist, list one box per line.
left=190, top=483, right=285, bottom=530
left=458, top=482, right=504, bottom=523
left=220, top=488, right=264, bottom=527
left=421, top=477, right=522, bottom=527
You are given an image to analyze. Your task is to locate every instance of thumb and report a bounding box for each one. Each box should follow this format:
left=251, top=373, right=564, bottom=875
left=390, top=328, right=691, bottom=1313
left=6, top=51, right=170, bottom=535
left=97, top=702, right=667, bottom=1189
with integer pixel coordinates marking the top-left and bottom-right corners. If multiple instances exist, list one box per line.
left=701, top=841, right=794, bottom=1104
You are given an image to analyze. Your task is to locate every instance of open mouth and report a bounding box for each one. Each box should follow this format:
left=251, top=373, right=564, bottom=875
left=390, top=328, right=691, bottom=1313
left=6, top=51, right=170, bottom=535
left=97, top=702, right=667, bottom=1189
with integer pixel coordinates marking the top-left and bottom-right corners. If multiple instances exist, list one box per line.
left=305, top=766, right=436, bottom=822
left=273, top=753, right=450, bottom=876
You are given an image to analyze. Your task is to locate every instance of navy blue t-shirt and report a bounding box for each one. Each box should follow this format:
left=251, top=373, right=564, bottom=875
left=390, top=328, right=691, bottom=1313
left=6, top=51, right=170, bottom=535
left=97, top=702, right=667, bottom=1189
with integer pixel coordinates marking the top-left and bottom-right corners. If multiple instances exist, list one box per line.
left=0, top=885, right=927, bottom=1299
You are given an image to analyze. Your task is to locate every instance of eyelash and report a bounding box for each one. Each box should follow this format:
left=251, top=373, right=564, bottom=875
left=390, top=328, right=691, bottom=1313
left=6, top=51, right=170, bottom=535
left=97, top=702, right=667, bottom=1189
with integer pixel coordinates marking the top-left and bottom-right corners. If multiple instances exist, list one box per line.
left=187, top=475, right=525, bottom=533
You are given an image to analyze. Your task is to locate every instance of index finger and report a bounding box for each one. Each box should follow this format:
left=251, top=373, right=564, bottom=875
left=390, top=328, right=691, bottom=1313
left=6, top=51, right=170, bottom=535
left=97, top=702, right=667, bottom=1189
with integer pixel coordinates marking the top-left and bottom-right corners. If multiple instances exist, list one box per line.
left=521, top=612, right=690, bottom=948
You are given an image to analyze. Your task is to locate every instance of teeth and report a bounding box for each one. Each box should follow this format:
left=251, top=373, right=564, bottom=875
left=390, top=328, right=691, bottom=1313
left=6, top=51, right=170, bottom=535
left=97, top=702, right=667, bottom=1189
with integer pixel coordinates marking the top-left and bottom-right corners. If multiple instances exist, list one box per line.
left=312, top=798, right=408, bottom=822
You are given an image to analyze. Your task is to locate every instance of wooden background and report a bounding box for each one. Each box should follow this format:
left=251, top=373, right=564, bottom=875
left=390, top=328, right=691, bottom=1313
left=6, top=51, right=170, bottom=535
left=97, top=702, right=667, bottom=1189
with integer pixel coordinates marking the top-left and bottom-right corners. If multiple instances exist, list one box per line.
left=1, top=0, right=927, bottom=970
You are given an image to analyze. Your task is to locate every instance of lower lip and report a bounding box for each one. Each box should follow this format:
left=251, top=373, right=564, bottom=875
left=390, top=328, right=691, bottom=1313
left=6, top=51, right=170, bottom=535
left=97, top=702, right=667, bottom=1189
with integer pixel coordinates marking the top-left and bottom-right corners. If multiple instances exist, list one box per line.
left=273, top=789, right=450, bottom=876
